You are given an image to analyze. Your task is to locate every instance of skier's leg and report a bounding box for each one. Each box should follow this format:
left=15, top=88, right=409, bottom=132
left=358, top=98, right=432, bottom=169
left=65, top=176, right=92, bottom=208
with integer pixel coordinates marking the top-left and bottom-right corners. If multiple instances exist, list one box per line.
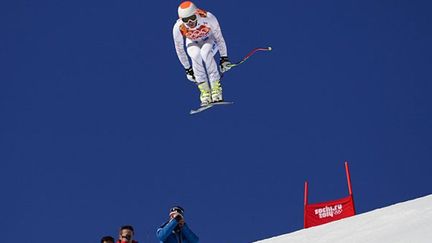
left=187, top=43, right=207, bottom=83
left=187, top=43, right=212, bottom=106
left=201, top=41, right=223, bottom=102
left=200, top=41, right=221, bottom=83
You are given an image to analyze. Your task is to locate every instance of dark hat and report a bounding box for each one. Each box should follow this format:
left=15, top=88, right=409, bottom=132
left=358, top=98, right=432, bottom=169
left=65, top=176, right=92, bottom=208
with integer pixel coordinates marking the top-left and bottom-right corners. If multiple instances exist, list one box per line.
left=170, top=206, right=185, bottom=215
left=120, top=225, right=134, bottom=233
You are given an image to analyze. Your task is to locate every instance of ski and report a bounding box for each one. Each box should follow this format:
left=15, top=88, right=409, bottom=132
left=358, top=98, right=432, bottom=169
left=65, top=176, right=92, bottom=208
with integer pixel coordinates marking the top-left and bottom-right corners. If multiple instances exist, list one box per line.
left=211, top=101, right=234, bottom=106
left=190, top=101, right=234, bottom=115
left=190, top=104, right=214, bottom=115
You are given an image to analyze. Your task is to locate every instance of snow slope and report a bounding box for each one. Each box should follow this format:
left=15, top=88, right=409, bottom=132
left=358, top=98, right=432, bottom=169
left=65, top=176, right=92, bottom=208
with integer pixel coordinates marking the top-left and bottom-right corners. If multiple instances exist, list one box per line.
left=255, top=194, right=432, bottom=243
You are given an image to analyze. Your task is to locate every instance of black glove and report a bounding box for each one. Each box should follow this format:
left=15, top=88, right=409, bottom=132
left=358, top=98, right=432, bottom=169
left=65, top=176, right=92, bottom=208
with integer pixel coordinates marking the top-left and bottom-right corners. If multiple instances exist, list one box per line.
left=185, top=67, right=196, bottom=82
left=219, top=56, right=232, bottom=73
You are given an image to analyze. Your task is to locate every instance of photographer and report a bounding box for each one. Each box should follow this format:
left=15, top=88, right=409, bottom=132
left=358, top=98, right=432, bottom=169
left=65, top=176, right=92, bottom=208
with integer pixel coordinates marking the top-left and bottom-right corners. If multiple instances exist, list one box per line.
left=156, top=206, right=199, bottom=243
left=117, top=225, right=138, bottom=243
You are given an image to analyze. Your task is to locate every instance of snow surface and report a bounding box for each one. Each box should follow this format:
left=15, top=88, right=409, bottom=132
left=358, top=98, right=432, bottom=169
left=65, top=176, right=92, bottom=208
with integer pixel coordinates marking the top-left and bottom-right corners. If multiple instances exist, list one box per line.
left=255, top=194, right=432, bottom=243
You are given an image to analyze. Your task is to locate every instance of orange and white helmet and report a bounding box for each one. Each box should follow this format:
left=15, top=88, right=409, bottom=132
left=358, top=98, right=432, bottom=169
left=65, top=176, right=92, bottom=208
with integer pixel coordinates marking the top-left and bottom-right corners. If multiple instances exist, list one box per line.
left=178, top=1, right=197, bottom=18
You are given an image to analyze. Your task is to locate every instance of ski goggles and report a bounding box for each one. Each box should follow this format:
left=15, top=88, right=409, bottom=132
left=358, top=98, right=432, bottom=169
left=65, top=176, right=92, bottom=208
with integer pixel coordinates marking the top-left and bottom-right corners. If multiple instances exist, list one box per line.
left=182, top=14, right=197, bottom=23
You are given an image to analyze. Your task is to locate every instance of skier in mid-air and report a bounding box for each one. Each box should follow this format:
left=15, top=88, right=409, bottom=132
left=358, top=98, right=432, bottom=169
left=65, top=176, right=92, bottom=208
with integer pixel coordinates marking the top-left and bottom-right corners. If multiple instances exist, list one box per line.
left=173, top=1, right=231, bottom=107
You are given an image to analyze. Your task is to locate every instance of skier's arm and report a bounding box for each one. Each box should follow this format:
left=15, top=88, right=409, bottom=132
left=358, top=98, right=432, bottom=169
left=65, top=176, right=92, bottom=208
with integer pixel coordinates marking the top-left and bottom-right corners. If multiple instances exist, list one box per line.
left=156, top=219, right=178, bottom=241
left=207, top=12, right=228, bottom=57
left=181, top=223, right=199, bottom=243
left=173, top=22, right=191, bottom=69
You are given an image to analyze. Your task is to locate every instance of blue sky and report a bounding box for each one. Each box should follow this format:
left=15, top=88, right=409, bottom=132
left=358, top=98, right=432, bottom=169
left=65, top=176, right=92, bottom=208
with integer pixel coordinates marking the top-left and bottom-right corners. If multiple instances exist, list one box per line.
left=1, top=0, right=432, bottom=242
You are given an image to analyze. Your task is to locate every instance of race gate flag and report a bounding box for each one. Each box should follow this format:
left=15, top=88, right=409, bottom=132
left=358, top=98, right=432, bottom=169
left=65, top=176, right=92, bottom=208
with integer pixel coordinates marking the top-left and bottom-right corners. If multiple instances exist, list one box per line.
left=304, top=161, right=356, bottom=228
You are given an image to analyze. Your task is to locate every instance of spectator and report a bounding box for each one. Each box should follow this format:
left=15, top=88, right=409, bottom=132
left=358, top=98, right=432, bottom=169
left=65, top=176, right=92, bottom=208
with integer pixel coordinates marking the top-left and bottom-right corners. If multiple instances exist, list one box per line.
left=156, top=206, right=199, bottom=243
left=118, top=225, right=138, bottom=243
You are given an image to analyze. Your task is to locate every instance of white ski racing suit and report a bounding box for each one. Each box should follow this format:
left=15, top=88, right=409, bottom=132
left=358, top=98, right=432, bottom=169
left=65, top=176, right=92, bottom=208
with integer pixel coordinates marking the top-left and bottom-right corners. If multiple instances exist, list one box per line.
left=172, top=9, right=228, bottom=84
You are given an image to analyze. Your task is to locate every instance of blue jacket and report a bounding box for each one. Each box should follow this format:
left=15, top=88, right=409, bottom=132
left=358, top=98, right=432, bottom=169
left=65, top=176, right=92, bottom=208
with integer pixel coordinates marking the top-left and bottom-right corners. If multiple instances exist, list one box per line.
left=156, top=219, right=199, bottom=243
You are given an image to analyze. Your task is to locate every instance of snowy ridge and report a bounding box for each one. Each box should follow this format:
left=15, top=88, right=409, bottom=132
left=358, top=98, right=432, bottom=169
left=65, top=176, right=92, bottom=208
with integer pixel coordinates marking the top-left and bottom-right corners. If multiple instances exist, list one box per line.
left=255, top=194, right=432, bottom=243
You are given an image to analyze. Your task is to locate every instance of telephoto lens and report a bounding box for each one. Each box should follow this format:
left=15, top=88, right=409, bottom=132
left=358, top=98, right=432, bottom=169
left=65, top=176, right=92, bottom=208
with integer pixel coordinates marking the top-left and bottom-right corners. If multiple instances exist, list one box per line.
left=175, top=214, right=183, bottom=220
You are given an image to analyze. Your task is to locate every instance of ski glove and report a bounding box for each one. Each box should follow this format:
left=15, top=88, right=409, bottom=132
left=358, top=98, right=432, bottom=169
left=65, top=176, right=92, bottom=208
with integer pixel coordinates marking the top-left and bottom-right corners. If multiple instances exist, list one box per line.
left=185, top=67, right=196, bottom=83
left=219, top=56, right=232, bottom=73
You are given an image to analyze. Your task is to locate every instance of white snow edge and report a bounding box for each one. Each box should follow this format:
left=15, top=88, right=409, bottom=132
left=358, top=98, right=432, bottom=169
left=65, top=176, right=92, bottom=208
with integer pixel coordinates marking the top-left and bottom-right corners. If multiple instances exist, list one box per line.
left=254, top=194, right=432, bottom=243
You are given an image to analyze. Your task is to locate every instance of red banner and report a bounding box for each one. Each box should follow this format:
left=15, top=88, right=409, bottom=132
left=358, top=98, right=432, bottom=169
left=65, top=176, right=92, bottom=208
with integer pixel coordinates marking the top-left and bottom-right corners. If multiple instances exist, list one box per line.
left=304, top=195, right=355, bottom=228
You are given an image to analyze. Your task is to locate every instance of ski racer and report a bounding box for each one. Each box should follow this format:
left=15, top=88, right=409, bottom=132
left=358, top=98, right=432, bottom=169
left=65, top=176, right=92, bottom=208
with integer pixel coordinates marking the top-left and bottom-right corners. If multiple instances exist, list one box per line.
left=173, top=1, right=232, bottom=106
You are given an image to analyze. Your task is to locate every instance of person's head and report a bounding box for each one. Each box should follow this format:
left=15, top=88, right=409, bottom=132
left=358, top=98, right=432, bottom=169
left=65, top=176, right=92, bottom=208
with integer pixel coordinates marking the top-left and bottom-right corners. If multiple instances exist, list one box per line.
left=118, top=225, right=134, bottom=243
left=178, top=1, right=198, bottom=28
left=170, top=206, right=184, bottom=217
left=100, top=236, right=115, bottom=243
left=169, top=206, right=185, bottom=229
left=169, top=206, right=185, bottom=221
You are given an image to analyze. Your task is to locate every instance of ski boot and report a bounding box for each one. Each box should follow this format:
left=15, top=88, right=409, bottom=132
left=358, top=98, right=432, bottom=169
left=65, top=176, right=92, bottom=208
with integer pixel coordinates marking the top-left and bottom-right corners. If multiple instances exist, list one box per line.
left=198, top=82, right=212, bottom=106
left=210, top=80, right=223, bottom=103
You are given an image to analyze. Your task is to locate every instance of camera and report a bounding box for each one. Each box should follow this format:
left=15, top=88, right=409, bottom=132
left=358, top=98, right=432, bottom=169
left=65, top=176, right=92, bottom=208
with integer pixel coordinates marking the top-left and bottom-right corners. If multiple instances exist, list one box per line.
left=175, top=214, right=183, bottom=221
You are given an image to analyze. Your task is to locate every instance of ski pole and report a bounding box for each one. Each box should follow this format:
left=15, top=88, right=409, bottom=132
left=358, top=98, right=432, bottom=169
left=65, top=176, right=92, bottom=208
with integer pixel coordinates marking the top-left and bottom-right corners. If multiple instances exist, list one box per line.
left=227, top=46, right=272, bottom=68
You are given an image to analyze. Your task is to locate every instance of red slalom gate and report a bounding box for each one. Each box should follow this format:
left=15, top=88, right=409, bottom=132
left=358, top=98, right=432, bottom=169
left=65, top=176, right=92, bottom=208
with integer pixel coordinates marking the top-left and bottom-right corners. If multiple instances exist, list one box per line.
left=304, top=161, right=356, bottom=228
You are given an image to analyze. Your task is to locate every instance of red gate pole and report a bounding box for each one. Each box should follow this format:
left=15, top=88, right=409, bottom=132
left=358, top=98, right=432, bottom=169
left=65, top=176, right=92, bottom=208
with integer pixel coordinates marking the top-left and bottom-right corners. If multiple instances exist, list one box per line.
left=304, top=181, right=309, bottom=228
left=345, top=161, right=356, bottom=214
